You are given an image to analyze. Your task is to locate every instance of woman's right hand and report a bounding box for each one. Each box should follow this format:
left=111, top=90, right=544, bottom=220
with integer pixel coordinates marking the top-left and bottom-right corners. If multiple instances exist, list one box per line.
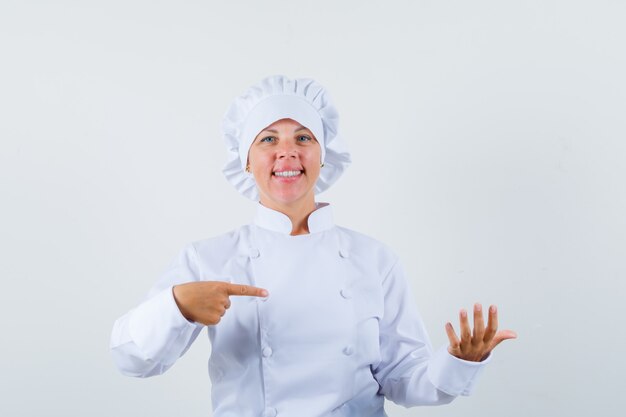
left=172, top=281, right=268, bottom=325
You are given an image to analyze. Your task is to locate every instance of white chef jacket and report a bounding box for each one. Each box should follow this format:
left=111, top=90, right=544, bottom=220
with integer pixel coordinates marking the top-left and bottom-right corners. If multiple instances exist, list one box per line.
left=110, top=202, right=489, bottom=417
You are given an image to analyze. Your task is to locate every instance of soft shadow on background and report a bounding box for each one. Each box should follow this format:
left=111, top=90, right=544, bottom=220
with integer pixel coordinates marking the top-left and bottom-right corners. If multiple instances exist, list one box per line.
left=1, top=1, right=624, bottom=416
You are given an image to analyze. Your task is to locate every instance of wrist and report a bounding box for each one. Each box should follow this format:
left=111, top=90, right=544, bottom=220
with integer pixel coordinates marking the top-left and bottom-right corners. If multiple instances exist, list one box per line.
left=172, top=284, right=193, bottom=322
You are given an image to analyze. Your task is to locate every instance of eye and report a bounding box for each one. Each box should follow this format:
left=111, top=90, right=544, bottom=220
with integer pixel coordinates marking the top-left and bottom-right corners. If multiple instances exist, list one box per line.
left=297, top=135, right=312, bottom=142
left=259, top=136, right=275, bottom=143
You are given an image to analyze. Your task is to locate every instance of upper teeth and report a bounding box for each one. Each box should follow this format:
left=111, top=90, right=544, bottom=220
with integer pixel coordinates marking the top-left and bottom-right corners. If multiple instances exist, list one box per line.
left=274, top=170, right=301, bottom=177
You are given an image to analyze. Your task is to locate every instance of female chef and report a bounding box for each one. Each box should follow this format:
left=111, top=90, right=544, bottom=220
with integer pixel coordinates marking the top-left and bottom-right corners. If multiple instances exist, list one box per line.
left=110, top=75, right=516, bottom=417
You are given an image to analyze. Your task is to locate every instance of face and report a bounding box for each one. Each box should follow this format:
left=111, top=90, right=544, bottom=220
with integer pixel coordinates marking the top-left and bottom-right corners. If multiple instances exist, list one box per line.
left=247, top=118, right=322, bottom=209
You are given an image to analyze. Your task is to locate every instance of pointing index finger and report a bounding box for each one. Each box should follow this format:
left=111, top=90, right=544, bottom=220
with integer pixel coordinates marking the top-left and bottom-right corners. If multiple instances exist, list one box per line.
left=225, top=283, right=268, bottom=298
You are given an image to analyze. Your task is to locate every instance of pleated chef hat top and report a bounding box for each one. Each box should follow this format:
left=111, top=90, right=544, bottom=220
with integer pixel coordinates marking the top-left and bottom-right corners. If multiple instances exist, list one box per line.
left=221, top=75, right=352, bottom=201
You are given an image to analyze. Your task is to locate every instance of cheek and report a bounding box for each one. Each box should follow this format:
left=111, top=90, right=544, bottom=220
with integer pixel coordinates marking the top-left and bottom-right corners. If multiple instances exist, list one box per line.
left=305, top=153, right=322, bottom=179
left=248, top=151, right=271, bottom=171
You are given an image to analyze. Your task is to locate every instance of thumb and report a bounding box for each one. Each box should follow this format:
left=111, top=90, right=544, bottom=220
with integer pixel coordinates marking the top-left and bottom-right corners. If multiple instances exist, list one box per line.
left=490, top=329, right=518, bottom=350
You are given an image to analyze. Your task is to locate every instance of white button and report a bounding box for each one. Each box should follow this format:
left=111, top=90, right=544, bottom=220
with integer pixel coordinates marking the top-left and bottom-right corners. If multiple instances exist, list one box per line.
left=250, top=248, right=260, bottom=258
left=340, top=288, right=352, bottom=299
left=339, top=249, right=349, bottom=258
left=263, top=408, right=277, bottom=417
left=262, top=346, right=273, bottom=357
left=343, top=345, right=354, bottom=356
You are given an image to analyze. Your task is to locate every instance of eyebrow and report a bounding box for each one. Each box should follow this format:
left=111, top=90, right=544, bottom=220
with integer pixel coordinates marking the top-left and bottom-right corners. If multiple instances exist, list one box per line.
left=261, top=125, right=309, bottom=134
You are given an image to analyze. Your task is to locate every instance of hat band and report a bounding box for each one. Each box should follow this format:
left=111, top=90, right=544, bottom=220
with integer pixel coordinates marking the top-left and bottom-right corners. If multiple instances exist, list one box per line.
left=239, top=95, right=326, bottom=169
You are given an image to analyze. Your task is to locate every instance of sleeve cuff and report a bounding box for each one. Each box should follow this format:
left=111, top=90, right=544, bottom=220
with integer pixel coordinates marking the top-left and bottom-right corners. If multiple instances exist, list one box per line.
left=427, top=345, right=491, bottom=396
left=128, top=286, right=201, bottom=364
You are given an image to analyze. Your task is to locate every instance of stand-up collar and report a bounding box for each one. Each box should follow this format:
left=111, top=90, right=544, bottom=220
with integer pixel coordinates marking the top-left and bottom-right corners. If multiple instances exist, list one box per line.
left=253, top=202, right=334, bottom=235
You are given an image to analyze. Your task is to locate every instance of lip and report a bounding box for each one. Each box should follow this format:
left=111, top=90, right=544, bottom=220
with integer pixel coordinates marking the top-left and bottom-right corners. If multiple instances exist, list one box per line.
left=272, top=166, right=303, bottom=173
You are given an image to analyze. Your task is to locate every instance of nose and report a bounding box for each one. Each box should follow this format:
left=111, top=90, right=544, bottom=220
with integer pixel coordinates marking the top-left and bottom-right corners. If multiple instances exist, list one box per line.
left=277, top=141, right=297, bottom=159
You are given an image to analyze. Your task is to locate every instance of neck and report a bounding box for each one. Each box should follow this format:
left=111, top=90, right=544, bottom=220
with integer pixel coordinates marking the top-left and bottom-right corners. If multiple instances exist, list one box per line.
left=259, top=197, right=317, bottom=236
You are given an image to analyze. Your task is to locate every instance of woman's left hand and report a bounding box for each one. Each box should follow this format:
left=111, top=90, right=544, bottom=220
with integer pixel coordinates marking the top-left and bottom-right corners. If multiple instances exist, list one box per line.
left=445, top=303, right=517, bottom=362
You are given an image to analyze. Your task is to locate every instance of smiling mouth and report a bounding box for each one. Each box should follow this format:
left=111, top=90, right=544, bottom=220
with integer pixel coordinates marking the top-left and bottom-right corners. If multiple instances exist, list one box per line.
left=273, top=170, right=303, bottom=178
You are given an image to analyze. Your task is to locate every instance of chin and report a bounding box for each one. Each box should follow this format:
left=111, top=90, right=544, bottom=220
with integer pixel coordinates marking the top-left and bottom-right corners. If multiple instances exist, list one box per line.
left=262, top=188, right=315, bottom=207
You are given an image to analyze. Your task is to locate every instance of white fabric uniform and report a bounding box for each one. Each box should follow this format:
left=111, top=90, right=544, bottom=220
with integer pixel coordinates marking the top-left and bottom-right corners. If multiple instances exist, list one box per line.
left=110, top=203, right=489, bottom=417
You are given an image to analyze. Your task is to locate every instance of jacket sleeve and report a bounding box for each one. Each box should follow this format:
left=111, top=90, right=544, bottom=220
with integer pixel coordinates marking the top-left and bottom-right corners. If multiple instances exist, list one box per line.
left=373, top=259, right=491, bottom=406
left=110, top=244, right=204, bottom=377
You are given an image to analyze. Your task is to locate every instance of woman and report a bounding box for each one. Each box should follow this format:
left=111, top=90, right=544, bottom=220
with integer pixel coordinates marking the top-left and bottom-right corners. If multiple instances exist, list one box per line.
left=110, top=75, right=516, bottom=417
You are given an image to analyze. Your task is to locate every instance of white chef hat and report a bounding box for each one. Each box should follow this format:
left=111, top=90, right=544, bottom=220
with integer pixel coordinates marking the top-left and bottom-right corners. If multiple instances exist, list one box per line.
left=221, top=75, right=351, bottom=200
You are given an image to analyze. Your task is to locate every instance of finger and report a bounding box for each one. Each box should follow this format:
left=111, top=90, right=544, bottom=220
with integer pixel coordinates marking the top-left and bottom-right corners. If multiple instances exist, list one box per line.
left=224, top=298, right=231, bottom=309
left=489, top=329, right=518, bottom=350
left=483, top=305, right=498, bottom=342
left=459, top=309, right=471, bottom=344
left=445, top=322, right=461, bottom=352
left=225, top=283, right=268, bottom=297
left=472, top=303, right=485, bottom=344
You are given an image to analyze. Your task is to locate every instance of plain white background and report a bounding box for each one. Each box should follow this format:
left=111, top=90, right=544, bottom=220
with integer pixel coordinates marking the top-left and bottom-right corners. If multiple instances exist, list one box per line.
left=1, top=1, right=624, bottom=416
